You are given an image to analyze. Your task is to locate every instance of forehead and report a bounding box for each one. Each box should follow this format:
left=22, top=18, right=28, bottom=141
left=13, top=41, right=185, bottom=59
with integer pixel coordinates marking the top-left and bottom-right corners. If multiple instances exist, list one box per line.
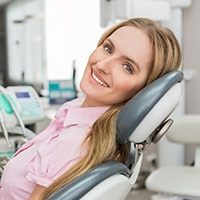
left=108, top=26, right=153, bottom=69
left=109, top=26, right=150, bottom=49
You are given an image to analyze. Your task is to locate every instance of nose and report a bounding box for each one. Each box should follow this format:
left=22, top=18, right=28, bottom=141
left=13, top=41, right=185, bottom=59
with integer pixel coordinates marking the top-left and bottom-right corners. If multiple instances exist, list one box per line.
left=96, top=57, right=114, bottom=74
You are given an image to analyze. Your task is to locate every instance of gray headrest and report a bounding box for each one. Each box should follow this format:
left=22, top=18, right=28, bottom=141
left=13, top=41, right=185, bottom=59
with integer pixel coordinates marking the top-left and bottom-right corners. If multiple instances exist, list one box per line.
left=116, top=70, right=183, bottom=144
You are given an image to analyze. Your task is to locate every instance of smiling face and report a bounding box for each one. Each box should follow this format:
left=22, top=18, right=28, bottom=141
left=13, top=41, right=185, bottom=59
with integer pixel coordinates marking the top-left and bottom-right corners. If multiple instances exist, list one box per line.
left=80, top=26, right=153, bottom=107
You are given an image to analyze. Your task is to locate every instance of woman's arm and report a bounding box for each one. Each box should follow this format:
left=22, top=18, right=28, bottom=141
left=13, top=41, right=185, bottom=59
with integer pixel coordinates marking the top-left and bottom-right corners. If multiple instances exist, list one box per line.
left=28, top=184, right=47, bottom=200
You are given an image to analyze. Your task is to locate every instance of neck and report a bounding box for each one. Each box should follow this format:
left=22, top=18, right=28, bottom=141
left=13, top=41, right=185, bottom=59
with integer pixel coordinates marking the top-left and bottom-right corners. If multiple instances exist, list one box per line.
left=81, top=97, right=110, bottom=108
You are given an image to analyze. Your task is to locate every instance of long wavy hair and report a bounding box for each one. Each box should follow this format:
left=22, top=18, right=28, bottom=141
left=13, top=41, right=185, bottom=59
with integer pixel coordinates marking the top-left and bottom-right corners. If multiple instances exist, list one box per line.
left=40, top=18, right=182, bottom=199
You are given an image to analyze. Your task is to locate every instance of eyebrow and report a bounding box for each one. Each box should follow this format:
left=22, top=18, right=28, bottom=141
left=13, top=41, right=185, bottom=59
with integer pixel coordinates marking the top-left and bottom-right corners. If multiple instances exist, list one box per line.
left=106, top=38, right=141, bottom=72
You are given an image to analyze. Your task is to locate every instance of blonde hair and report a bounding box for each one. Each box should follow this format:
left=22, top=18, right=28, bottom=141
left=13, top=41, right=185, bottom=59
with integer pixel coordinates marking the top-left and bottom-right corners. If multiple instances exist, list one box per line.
left=41, top=18, right=182, bottom=199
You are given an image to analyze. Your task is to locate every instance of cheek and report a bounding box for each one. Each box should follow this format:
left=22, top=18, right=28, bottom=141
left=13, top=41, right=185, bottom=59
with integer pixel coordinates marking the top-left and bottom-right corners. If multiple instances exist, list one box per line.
left=80, top=66, right=89, bottom=85
left=115, top=78, right=146, bottom=97
left=113, top=81, right=135, bottom=97
left=80, top=76, right=90, bottom=95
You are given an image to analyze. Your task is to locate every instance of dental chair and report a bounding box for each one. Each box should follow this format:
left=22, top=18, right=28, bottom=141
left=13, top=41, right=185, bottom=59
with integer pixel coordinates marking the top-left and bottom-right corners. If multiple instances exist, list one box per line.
left=145, top=114, right=200, bottom=200
left=47, top=70, right=183, bottom=200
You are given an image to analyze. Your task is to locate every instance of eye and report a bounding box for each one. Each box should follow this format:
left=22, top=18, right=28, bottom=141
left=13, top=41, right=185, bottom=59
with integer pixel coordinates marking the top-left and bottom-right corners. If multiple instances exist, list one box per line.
left=103, top=44, right=112, bottom=54
left=123, top=64, right=133, bottom=74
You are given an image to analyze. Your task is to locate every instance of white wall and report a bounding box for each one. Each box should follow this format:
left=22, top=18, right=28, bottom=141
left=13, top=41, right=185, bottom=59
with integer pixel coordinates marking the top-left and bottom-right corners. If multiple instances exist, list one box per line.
left=183, top=0, right=200, bottom=114
left=44, top=0, right=103, bottom=92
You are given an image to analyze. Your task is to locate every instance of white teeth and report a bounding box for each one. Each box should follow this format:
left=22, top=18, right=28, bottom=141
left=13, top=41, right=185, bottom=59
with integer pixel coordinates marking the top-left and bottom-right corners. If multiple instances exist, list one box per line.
left=92, top=72, right=109, bottom=87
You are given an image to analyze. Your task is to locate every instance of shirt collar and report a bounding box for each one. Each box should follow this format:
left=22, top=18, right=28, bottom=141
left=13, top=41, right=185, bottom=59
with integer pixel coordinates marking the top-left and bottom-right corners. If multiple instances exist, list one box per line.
left=63, top=106, right=109, bottom=127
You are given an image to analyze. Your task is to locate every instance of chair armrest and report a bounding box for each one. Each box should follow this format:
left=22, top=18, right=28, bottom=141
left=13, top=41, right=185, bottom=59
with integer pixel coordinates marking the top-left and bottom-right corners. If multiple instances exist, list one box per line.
left=47, top=161, right=130, bottom=200
left=167, top=114, right=200, bottom=144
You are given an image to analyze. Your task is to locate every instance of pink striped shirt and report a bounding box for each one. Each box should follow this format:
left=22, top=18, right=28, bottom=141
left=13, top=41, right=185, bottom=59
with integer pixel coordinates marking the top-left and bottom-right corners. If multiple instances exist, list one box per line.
left=0, top=98, right=109, bottom=200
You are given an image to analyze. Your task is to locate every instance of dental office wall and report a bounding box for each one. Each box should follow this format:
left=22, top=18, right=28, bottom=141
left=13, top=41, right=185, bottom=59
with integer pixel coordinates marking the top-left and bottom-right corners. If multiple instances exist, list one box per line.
left=44, top=0, right=103, bottom=92
left=182, top=0, right=200, bottom=165
left=183, top=0, right=200, bottom=114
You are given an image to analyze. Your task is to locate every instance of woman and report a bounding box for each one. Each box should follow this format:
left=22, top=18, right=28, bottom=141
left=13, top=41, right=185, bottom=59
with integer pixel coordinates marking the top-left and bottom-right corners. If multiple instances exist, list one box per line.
left=0, top=18, right=182, bottom=200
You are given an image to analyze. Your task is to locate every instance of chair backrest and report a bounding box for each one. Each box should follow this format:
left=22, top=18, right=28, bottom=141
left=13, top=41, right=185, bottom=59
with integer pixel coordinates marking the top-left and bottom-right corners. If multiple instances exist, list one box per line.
left=47, top=70, right=183, bottom=200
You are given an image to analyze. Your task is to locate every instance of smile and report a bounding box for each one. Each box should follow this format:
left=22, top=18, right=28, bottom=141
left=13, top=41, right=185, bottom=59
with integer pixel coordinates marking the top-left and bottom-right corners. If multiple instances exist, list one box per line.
left=91, top=71, right=109, bottom=87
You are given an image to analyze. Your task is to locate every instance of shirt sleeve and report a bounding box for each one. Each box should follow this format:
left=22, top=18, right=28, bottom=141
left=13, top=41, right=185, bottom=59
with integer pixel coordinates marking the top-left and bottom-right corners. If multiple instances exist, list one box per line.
left=26, top=126, right=88, bottom=187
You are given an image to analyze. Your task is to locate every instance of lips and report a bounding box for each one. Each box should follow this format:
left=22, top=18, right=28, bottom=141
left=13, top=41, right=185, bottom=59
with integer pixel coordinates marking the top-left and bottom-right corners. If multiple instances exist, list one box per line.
left=91, top=70, right=109, bottom=87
